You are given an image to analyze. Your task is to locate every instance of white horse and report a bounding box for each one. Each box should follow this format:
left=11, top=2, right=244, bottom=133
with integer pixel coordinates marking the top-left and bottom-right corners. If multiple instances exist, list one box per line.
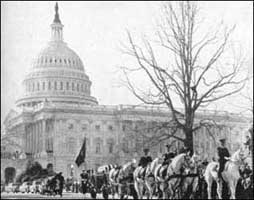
left=133, top=157, right=162, bottom=199
left=109, top=159, right=137, bottom=199
left=181, top=153, right=201, bottom=199
left=204, top=148, right=247, bottom=199
left=98, top=164, right=115, bottom=173
left=160, top=153, right=191, bottom=199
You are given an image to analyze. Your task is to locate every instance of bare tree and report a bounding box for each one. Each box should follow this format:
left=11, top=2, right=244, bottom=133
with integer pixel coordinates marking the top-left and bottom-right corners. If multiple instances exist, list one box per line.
left=120, top=1, right=249, bottom=154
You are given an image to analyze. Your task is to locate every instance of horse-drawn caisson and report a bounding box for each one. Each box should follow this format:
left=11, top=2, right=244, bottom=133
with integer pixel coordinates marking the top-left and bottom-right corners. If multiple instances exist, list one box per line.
left=88, top=140, right=252, bottom=199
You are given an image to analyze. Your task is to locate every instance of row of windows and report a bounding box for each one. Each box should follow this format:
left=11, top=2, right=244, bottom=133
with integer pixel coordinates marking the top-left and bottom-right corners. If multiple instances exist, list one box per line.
left=26, top=81, right=89, bottom=93
left=36, top=57, right=82, bottom=67
left=94, top=141, right=114, bottom=154
left=68, top=123, right=114, bottom=131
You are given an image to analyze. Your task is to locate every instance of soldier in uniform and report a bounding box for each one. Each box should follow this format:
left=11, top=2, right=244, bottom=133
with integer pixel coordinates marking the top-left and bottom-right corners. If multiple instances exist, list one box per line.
left=138, top=148, right=152, bottom=178
left=160, top=144, right=176, bottom=178
left=217, top=138, right=230, bottom=180
left=58, top=172, right=64, bottom=197
left=162, top=144, right=176, bottom=166
left=80, top=169, right=89, bottom=194
left=244, top=135, right=251, bottom=153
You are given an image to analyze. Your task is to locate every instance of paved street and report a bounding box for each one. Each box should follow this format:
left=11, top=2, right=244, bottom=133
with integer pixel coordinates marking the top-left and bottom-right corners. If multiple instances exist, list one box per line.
left=0, top=192, right=114, bottom=199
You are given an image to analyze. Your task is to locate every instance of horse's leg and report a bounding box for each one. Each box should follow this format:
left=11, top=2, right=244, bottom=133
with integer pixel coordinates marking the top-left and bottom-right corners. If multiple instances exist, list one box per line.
left=207, top=181, right=212, bottom=199
left=145, top=180, right=152, bottom=199
left=134, top=181, right=141, bottom=199
left=216, top=179, right=222, bottom=199
left=229, top=180, right=237, bottom=199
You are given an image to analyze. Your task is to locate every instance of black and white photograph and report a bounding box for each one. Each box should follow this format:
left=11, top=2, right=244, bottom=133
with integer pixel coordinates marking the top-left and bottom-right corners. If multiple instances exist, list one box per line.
left=1, top=1, right=253, bottom=199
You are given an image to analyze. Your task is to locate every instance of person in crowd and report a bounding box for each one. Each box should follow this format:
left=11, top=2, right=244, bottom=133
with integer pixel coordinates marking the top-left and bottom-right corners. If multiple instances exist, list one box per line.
left=244, top=135, right=251, bottom=153
left=58, top=172, right=64, bottom=197
left=80, top=170, right=89, bottom=194
left=217, top=138, right=230, bottom=180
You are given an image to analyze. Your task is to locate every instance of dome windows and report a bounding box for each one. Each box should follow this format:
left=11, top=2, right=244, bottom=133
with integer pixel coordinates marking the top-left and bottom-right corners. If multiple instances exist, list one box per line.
left=37, top=82, right=40, bottom=91
left=43, top=82, right=45, bottom=90
left=48, top=82, right=51, bottom=90
left=54, top=81, right=57, bottom=90
left=72, top=82, right=75, bottom=91
left=66, top=82, right=69, bottom=90
left=77, top=83, right=79, bottom=92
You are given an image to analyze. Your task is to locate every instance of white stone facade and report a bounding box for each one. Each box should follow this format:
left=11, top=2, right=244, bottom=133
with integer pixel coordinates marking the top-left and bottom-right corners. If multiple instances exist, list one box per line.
left=1, top=4, right=251, bottom=183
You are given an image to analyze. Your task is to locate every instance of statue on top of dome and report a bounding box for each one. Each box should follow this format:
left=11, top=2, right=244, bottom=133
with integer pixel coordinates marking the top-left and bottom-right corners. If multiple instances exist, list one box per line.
left=54, top=2, right=61, bottom=24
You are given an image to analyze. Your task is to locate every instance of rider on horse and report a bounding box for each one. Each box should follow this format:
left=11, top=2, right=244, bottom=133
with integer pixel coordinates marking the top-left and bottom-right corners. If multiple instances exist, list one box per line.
left=160, top=144, right=176, bottom=178
left=162, top=144, right=176, bottom=166
left=138, top=148, right=152, bottom=179
left=217, top=138, right=230, bottom=180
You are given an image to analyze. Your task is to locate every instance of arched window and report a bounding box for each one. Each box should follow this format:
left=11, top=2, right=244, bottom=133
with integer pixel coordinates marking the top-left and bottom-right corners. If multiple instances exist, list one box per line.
left=66, top=137, right=76, bottom=154
left=59, top=59, right=62, bottom=63
left=48, top=82, right=51, bottom=90
left=50, top=58, right=52, bottom=63
left=107, top=138, right=114, bottom=154
left=55, top=59, right=57, bottom=63
left=72, top=82, right=75, bottom=91
left=81, top=84, right=84, bottom=92
left=60, top=82, right=63, bottom=90
left=64, top=59, right=67, bottom=64
left=66, top=82, right=69, bottom=90
left=43, top=82, right=45, bottom=90
left=77, top=83, right=79, bottom=91
left=32, top=83, right=35, bottom=91
left=37, top=82, right=40, bottom=91
left=94, top=138, right=103, bottom=154
left=122, top=138, right=129, bottom=153
left=54, top=81, right=57, bottom=90
left=45, top=58, right=47, bottom=63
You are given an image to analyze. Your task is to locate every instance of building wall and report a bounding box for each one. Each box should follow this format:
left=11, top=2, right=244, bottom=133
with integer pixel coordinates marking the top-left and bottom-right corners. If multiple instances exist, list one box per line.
left=1, top=103, right=251, bottom=182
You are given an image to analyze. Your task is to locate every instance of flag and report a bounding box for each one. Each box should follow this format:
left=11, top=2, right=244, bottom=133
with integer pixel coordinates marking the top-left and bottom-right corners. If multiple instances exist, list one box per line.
left=75, top=137, right=86, bottom=167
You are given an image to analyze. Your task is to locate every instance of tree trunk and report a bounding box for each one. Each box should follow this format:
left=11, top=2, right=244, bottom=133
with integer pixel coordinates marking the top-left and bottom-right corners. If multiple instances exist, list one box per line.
left=184, top=129, right=194, bottom=156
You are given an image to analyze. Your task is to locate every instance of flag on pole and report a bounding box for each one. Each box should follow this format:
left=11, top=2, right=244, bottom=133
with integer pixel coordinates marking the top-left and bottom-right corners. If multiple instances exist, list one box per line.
left=75, top=137, right=86, bottom=167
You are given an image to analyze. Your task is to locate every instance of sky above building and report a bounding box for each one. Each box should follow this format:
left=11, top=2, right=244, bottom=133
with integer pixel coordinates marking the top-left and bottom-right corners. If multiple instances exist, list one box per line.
left=1, top=1, right=253, bottom=125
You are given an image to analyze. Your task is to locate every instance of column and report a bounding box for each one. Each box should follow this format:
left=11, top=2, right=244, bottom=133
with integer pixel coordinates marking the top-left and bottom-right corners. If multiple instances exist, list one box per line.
left=41, top=119, right=47, bottom=157
left=32, top=124, right=34, bottom=155
left=36, top=122, right=39, bottom=157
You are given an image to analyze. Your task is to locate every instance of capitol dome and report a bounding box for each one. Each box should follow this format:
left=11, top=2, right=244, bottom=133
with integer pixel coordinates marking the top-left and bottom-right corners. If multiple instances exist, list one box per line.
left=16, top=3, right=98, bottom=107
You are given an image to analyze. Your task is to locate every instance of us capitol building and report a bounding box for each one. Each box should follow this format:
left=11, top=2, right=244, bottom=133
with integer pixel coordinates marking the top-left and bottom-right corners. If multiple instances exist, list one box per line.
left=1, top=4, right=251, bottom=183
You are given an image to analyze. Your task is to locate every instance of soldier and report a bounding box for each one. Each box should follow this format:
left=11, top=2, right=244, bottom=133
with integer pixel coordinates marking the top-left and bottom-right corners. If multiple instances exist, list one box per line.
left=244, top=135, right=251, bottom=153
left=217, top=138, right=230, bottom=180
left=80, top=169, right=89, bottom=194
left=159, top=144, right=176, bottom=179
left=162, top=144, right=176, bottom=166
left=58, top=172, right=64, bottom=197
left=138, top=148, right=152, bottom=178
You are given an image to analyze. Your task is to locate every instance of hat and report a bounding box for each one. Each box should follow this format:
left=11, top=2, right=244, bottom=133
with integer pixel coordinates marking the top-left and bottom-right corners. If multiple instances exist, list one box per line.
left=219, top=138, right=226, bottom=143
left=143, top=148, right=149, bottom=153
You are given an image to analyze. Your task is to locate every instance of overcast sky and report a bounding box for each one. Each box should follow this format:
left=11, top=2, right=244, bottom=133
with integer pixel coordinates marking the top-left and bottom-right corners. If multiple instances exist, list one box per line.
left=1, top=1, right=253, bottom=125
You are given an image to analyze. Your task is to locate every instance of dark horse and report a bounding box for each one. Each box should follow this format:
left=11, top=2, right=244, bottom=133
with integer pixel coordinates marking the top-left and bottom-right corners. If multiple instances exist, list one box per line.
left=43, top=174, right=63, bottom=197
